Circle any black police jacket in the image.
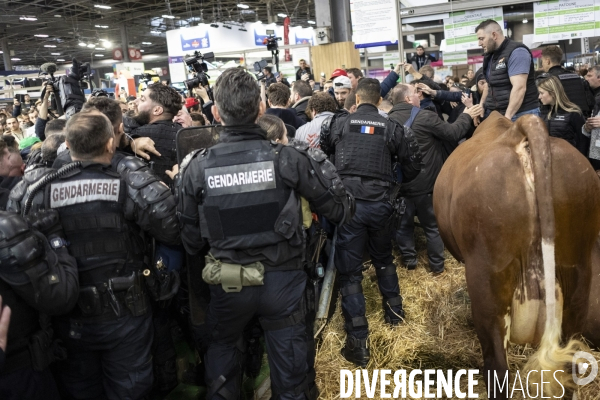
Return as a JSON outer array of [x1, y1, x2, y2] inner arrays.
[[323, 103, 420, 201], [540, 107, 585, 148], [545, 65, 594, 117], [178, 124, 353, 270], [8, 158, 180, 285], [0, 211, 79, 371], [0, 176, 21, 210]]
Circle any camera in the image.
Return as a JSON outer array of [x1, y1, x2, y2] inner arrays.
[[39, 58, 91, 120], [183, 51, 214, 98], [90, 89, 114, 99], [262, 34, 281, 52], [253, 60, 269, 81]]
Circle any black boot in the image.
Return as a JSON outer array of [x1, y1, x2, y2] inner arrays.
[[383, 296, 405, 326], [341, 336, 370, 368]]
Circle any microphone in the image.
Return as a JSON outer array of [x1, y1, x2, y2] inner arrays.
[[40, 62, 58, 75]]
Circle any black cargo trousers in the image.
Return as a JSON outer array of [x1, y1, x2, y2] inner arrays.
[[204, 269, 317, 400]]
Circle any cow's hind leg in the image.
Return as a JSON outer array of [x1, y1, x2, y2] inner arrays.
[[465, 260, 514, 400]]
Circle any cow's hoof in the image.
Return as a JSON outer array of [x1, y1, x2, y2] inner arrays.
[[341, 336, 370, 368]]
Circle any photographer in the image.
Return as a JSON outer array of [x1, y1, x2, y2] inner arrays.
[[34, 84, 55, 141], [295, 59, 313, 82], [192, 86, 215, 124]]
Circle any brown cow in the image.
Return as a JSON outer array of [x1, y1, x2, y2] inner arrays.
[[433, 112, 600, 399]]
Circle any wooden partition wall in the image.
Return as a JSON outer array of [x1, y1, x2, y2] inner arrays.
[[310, 41, 361, 79]]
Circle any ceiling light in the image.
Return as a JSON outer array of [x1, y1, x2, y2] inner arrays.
[[79, 42, 87, 47], [277, 13, 287, 18], [57, 59, 65, 61], [237, 3, 249, 8], [95, 25, 109, 28], [95, 47, 105, 50], [210, 23, 219, 28], [44, 45, 57, 48], [522, 18, 528, 24], [307, 20, 316, 24], [162, 14, 175, 19], [87, 44, 96, 48], [54, 14, 61, 17], [103, 42, 113, 48], [11, 58, 21, 61], [150, 30, 161, 34], [51, 53, 61, 55], [20, 17, 38, 21], [141, 42, 152, 45], [94, 4, 111, 9], [0, 51, 2, 54], [95, 54, 104, 57], [34, 34, 49, 37]]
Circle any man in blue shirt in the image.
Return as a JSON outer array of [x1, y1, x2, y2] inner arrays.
[[476, 19, 539, 121]]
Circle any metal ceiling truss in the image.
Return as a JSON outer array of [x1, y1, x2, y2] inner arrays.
[[0, 0, 315, 67]]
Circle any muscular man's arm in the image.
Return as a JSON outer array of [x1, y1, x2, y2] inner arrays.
[[504, 74, 528, 120]]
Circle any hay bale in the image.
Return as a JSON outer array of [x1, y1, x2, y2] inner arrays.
[[314, 228, 600, 399]]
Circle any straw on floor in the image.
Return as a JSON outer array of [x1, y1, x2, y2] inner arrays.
[[314, 228, 600, 399]]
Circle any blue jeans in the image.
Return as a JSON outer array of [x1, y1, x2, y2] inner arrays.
[[395, 193, 445, 273], [483, 107, 541, 121], [511, 107, 540, 122]]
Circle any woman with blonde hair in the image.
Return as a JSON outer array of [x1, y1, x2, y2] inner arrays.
[[537, 75, 585, 149]]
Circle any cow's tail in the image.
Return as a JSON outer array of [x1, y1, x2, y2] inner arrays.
[[518, 115, 583, 397]]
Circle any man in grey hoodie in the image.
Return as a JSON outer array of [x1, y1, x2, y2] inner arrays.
[[295, 92, 338, 149]]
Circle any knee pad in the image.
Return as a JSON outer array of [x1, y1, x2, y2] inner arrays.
[[207, 340, 245, 400]]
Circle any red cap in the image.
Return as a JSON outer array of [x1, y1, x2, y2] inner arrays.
[[185, 97, 199, 109], [330, 68, 348, 79]]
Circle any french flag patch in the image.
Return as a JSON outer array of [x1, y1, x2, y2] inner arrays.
[[361, 126, 375, 134]]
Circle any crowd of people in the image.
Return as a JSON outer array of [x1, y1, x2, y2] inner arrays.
[[0, 17, 599, 400]]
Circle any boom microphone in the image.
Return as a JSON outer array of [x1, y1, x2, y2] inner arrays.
[[40, 62, 58, 75]]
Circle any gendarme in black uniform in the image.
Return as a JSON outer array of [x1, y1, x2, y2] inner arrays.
[[8, 155, 180, 400], [179, 124, 354, 400], [483, 38, 539, 116], [321, 91, 422, 368], [543, 65, 595, 117], [0, 210, 79, 400]]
